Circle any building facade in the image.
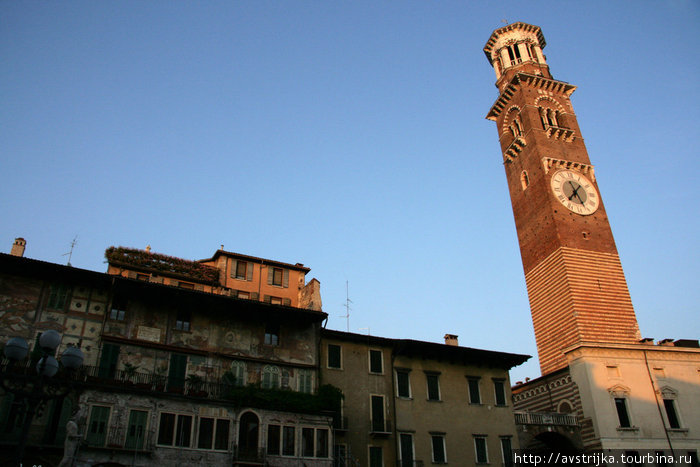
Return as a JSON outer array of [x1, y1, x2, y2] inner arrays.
[[484, 22, 700, 460], [0, 246, 334, 467], [321, 330, 529, 466]]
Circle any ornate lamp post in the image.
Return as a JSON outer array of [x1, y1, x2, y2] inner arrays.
[[1, 330, 84, 466]]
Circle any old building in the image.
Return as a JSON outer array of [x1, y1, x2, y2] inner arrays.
[[484, 22, 700, 459], [321, 330, 529, 466], [0, 245, 335, 466]]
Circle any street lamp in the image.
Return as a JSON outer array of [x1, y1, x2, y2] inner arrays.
[[1, 330, 84, 466]]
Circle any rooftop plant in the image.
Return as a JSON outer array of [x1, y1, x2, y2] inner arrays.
[[105, 246, 220, 285]]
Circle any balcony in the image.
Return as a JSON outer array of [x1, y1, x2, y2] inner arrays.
[[514, 411, 578, 427]]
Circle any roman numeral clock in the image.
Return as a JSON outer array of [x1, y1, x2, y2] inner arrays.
[[483, 23, 641, 375]]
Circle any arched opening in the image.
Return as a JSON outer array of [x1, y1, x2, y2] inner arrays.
[[520, 171, 530, 190], [238, 412, 260, 460], [558, 401, 573, 414]]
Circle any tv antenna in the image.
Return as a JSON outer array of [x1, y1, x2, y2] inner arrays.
[[339, 280, 352, 332], [62, 236, 77, 266]]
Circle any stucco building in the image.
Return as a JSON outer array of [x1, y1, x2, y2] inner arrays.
[[321, 330, 529, 466]]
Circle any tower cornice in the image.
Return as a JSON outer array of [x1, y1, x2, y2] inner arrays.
[[483, 22, 546, 64], [486, 73, 576, 121]]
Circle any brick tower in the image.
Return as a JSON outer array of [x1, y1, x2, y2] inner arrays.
[[484, 23, 641, 374]]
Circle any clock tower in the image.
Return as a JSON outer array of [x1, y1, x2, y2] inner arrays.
[[484, 23, 641, 374]]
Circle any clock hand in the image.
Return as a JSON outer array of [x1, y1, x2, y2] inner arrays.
[[566, 182, 580, 200]]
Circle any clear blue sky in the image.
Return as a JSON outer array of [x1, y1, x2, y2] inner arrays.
[[2, 1, 698, 383]]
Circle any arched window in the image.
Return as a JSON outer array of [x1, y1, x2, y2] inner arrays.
[[558, 401, 573, 414], [224, 361, 246, 387], [514, 118, 523, 136], [261, 365, 280, 389], [520, 171, 530, 190]]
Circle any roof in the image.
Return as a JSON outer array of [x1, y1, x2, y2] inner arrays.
[[201, 249, 311, 273], [483, 22, 546, 63], [0, 253, 327, 323], [322, 329, 530, 370]]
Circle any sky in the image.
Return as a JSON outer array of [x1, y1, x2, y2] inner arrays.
[[1, 1, 699, 383]]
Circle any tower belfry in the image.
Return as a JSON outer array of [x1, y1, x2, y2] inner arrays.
[[484, 22, 641, 374]]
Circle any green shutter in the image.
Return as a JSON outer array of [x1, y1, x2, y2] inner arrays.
[[98, 343, 120, 379], [125, 410, 148, 449], [230, 260, 237, 278], [267, 267, 274, 285], [86, 406, 110, 447], [168, 354, 187, 391], [247, 263, 253, 281], [282, 270, 289, 288]]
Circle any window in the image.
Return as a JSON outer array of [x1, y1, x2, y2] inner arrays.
[[168, 353, 187, 392], [158, 413, 192, 447], [225, 361, 246, 387], [136, 273, 150, 281], [178, 281, 195, 290], [474, 436, 488, 464], [431, 434, 446, 463], [399, 433, 414, 467], [267, 424, 281, 455], [370, 395, 385, 432], [663, 399, 681, 429], [426, 373, 441, 401], [316, 428, 329, 457], [396, 370, 411, 398], [98, 343, 120, 379], [494, 379, 507, 406], [369, 446, 383, 467], [109, 297, 126, 321], [265, 323, 280, 346], [125, 410, 148, 450], [501, 437, 513, 467], [615, 398, 631, 428], [86, 405, 110, 447], [268, 267, 289, 287], [468, 377, 481, 404], [520, 171, 529, 190], [299, 427, 329, 458], [302, 428, 314, 457], [327, 344, 342, 369], [262, 365, 280, 389], [47, 284, 70, 309], [197, 417, 229, 450], [175, 309, 191, 331], [298, 369, 313, 393], [234, 260, 252, 280], [283, 426, 295, 456], [369, 350, 383, 374]]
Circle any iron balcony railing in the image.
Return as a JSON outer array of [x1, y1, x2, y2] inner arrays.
[[514, 411, 578, 427]]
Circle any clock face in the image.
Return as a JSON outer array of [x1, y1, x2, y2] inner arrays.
[[550, 169, 599, 215]]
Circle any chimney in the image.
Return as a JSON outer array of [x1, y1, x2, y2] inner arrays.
[[444, 334, 459, 346], [10, 238, 26, 257], [639, 338, 654, 345], [658, 338, 675, 347]]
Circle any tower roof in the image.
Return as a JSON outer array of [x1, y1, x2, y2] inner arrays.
[[483, 22, 546, 64]]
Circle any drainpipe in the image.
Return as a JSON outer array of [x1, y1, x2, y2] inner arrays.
[[643, 349, 675, 457]]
